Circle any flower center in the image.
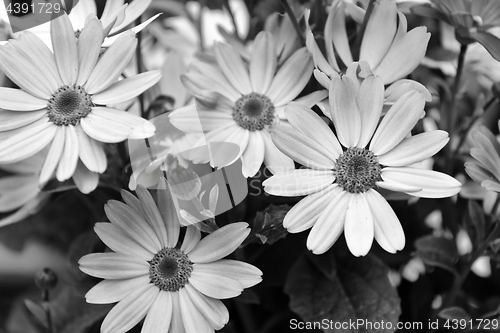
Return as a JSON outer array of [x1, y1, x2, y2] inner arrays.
[[47, 85, 93, 126], [149, 247, 193, 292], [233, 93, 275, 131], [334, 147, 381, 193]]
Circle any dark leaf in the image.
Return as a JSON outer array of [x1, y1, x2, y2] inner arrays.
[[245, 204, 290, 245], [415, 235, 458, 273], [467, 200, 486, 247], [23, 299, 47, 328], [285, 250, 401, 333]]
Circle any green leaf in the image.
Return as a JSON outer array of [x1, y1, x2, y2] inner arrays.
[[438, 306, 471, 321], [23, 299, 47, 329], [284, 250, 401, 333], [415, 235, 458, 273]]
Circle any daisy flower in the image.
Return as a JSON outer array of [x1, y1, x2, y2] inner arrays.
[[307, 0, 430, 86], [169, 30, 325, 177], [0, 13, 159, 193], [79, 179, 262, 333], [263, 74, 461, 256], [2, 0, 160, 48], [465, 125, 500, 192]]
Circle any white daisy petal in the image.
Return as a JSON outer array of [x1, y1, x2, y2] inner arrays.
[[250, 31, 276, 94], [377, 131, 449, 167], [184, 63, 241, 101], [381, 167, 462, 198], [365, 189, 405, 253], [0, 45, 52, 99], [188, 222, 250, 263], [356, 75, 384, 148], [85, 275, 151, 304], [101, 284, 158, 333], [81, 107, 155, 143], [272, 124, 336, 170], [39, 127, 65, 185], [306, 190, 350, 254], [266, 48, 313, 106], [85, 31, 137, 94], [263, 169, 335, 197], [92, 71, 162, 105], [329, 75, 361, 148], [75, 125, 107, 173], [0, 120, 55, 164], [214, 43, 252, 95], [56, 125, 79, 182], [51, 13, 78, 85], [15, 32, 63, 92], [189, 270, 244, 299], [179, 288, 214, 333], [169, 293, 186, 333], [376, 180, 421, 193], [260, 130, 295, 175], [370, 91, 425, 155], [72, 161, 99, 194], [0, 88, 48, 111], [105, 200, 163, 252], [242, 131, 265, 177], [0, 110, 46, 131], [76, 17, 104, 86], [94, 222, 154, 261], [142, 291, 173, 333], [193, 260, 262, 289], [344, 193, 374, 257], [135, 186, 169, 248], [181, 226, 201, 254], [184, 284, 229, 330], [78, 253, 149, 279], [285, 103, 342, 159], [157, 178, 181, 248], [284, 185, 340, 233]]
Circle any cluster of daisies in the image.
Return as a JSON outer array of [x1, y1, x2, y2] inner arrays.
[[3, 0, 500, 331]]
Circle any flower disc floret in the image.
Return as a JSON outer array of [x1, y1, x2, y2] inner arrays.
[[149, 247, 193, 292], [47, 85, 93, 126], [335, 148, 381, 193], [233, 93, 275, 131]]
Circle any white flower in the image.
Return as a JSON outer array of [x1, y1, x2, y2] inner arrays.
[[169, 31, 325, 177], [307, 0, 430, 85], [263, 74, 461, 256], [79, 179, 262, 333], [0, 14, 158, 193]]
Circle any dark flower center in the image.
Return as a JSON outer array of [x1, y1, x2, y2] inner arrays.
[[46, 85, 93, 126], [149, 247, 193, 292], [233, 93, 275, 131], [335, 147, 381, 193]]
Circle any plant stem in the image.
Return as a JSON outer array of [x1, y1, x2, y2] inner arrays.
[[42, 290, 54, 333], [446, 44, 468, 162], [135, 16, 146, 119], [196, 0, 206, 51], [352, 0, 376, 61], [279, 0, 305, 46], [441, 221, 498, 310]]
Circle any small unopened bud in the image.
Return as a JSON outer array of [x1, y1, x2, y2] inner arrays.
[[34, 268, 58, 291]]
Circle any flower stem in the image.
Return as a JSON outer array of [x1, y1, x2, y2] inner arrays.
[[196, 0, 206, 51], [135, 16, 146, 119], [41, 290, 54, 333], [279, 0, 305, 46], [446, 44, 468, 160], [352, 0, 376, 61]]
